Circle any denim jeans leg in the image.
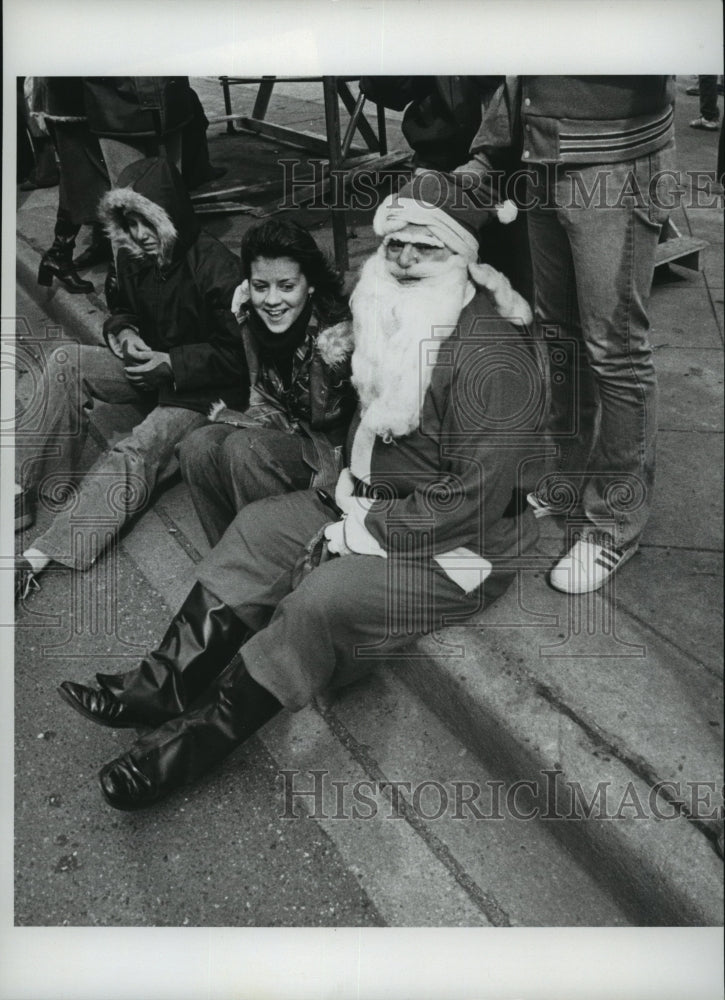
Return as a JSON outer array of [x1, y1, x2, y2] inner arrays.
[[556, 159, 663, 549], [526, 183, 600, 511], [179, 423, 242, 547], [33, 405, 208, 569], [179, 425, 311, 548], [16, 344, 145, 496]]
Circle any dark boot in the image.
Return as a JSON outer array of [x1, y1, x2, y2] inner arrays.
[[59, 582, 250, 729], [104, 256, 120, 311], [37, 218, 94, 294], [99, 659, 282, 810], [73, 223, 112, 270]]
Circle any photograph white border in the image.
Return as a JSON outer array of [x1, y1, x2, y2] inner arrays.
[[2, 1, 723, 998]]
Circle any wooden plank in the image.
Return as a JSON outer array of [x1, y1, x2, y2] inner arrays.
[[337, 80, 380, 153], [323, 75, 349, 272], [193, 202, 264, 216], [275, 150, 411, 208], [655, 235, 708, 271], [190, 179, 283, 203], [238, 118, 331, 156], [251, 77, 276, 119]]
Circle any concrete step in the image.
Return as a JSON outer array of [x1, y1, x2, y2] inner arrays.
[[392, 586, 723, 925], [114, 523, 638, 926]]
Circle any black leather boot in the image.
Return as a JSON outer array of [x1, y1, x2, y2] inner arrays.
[[37, 220, 94, 294], [58, 582, 250, 729], [73, 224, 112, 270], [98, 659, 282, 810]]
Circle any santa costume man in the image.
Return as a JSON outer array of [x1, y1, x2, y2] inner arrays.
[[58, 172, 546, 811]]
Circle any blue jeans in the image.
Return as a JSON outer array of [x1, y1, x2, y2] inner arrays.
[[179, 423, 312, 548], [526, 143, 677, 548], [16, 343, 206, 569]]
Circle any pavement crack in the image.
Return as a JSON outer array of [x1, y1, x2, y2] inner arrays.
[[316, 703, 512, 927], [532, 679, 724, 856], [153, 504, 204, 564], [609, 596, 723, 681]]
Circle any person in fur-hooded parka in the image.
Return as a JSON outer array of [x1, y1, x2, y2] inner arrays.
[[14, 157, 248, 598], [99, 156, 249, 413]]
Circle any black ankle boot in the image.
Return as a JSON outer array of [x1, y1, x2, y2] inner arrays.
[[93, 582, 250, 725], [99, 661, 282, 810], [37, 222, 94, 294], [73, 224, 112, 270]]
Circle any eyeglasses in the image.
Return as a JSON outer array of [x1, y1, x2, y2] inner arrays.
[[385, 239, 445, 259]]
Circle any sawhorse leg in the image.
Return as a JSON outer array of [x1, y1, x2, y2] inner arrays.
[[220, 76, 236, 134], [322, 76, 349, 274]]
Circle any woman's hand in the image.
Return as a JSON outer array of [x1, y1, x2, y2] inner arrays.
[[231, 280, 250, 322], [124, 350, 173, 390]]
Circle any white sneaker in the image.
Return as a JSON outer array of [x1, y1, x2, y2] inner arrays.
[[549, 539, 638, 594]]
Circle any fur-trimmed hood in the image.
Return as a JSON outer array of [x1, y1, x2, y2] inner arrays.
[[97, 157, 200, 268]]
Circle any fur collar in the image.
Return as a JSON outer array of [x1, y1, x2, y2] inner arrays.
[[98, 187, 178, 268], [316, 320, 353, 368]]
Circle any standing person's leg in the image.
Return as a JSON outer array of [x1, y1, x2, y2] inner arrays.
[[52, 121, 112, 269], [546, 150, 674, 590], [690, 76, 720, 129], [30, 404, 207, 571], [98, 136, 148, 185], [160, 128, 183, 173], [36, 125, 93, 295], [526, 169, 599, 518], [699, 75, 720, 123], [179, 425, 314, 547]]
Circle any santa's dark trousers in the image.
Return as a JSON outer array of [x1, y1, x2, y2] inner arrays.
[[102, 489, 522, 800]]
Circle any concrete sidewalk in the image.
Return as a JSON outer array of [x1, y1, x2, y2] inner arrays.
[[12, 76, 723, 926]]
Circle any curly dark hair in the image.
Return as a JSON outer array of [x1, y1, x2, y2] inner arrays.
[[240, 218, 350, 325]]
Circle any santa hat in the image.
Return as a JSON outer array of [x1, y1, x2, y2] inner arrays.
[[372, 170, 531, 326], [373, 170, 518, 264]]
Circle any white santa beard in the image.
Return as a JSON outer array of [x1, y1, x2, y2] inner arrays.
[[350, 249, 471, 440]]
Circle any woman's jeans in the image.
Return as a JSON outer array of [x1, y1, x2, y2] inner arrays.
[[16, 344, 206, 570], [179, 423, 312, 548], [526, 143, 678, 549]]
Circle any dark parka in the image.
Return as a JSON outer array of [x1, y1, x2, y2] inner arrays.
[[99, 157, 249, 413]]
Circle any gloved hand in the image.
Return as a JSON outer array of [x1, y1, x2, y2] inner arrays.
[[119, 331, 152, 363], [323, 519, 352, 556], [124, 350, 173, 390]]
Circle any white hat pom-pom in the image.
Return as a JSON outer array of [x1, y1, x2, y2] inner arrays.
[[495, 199, 518, 225]]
